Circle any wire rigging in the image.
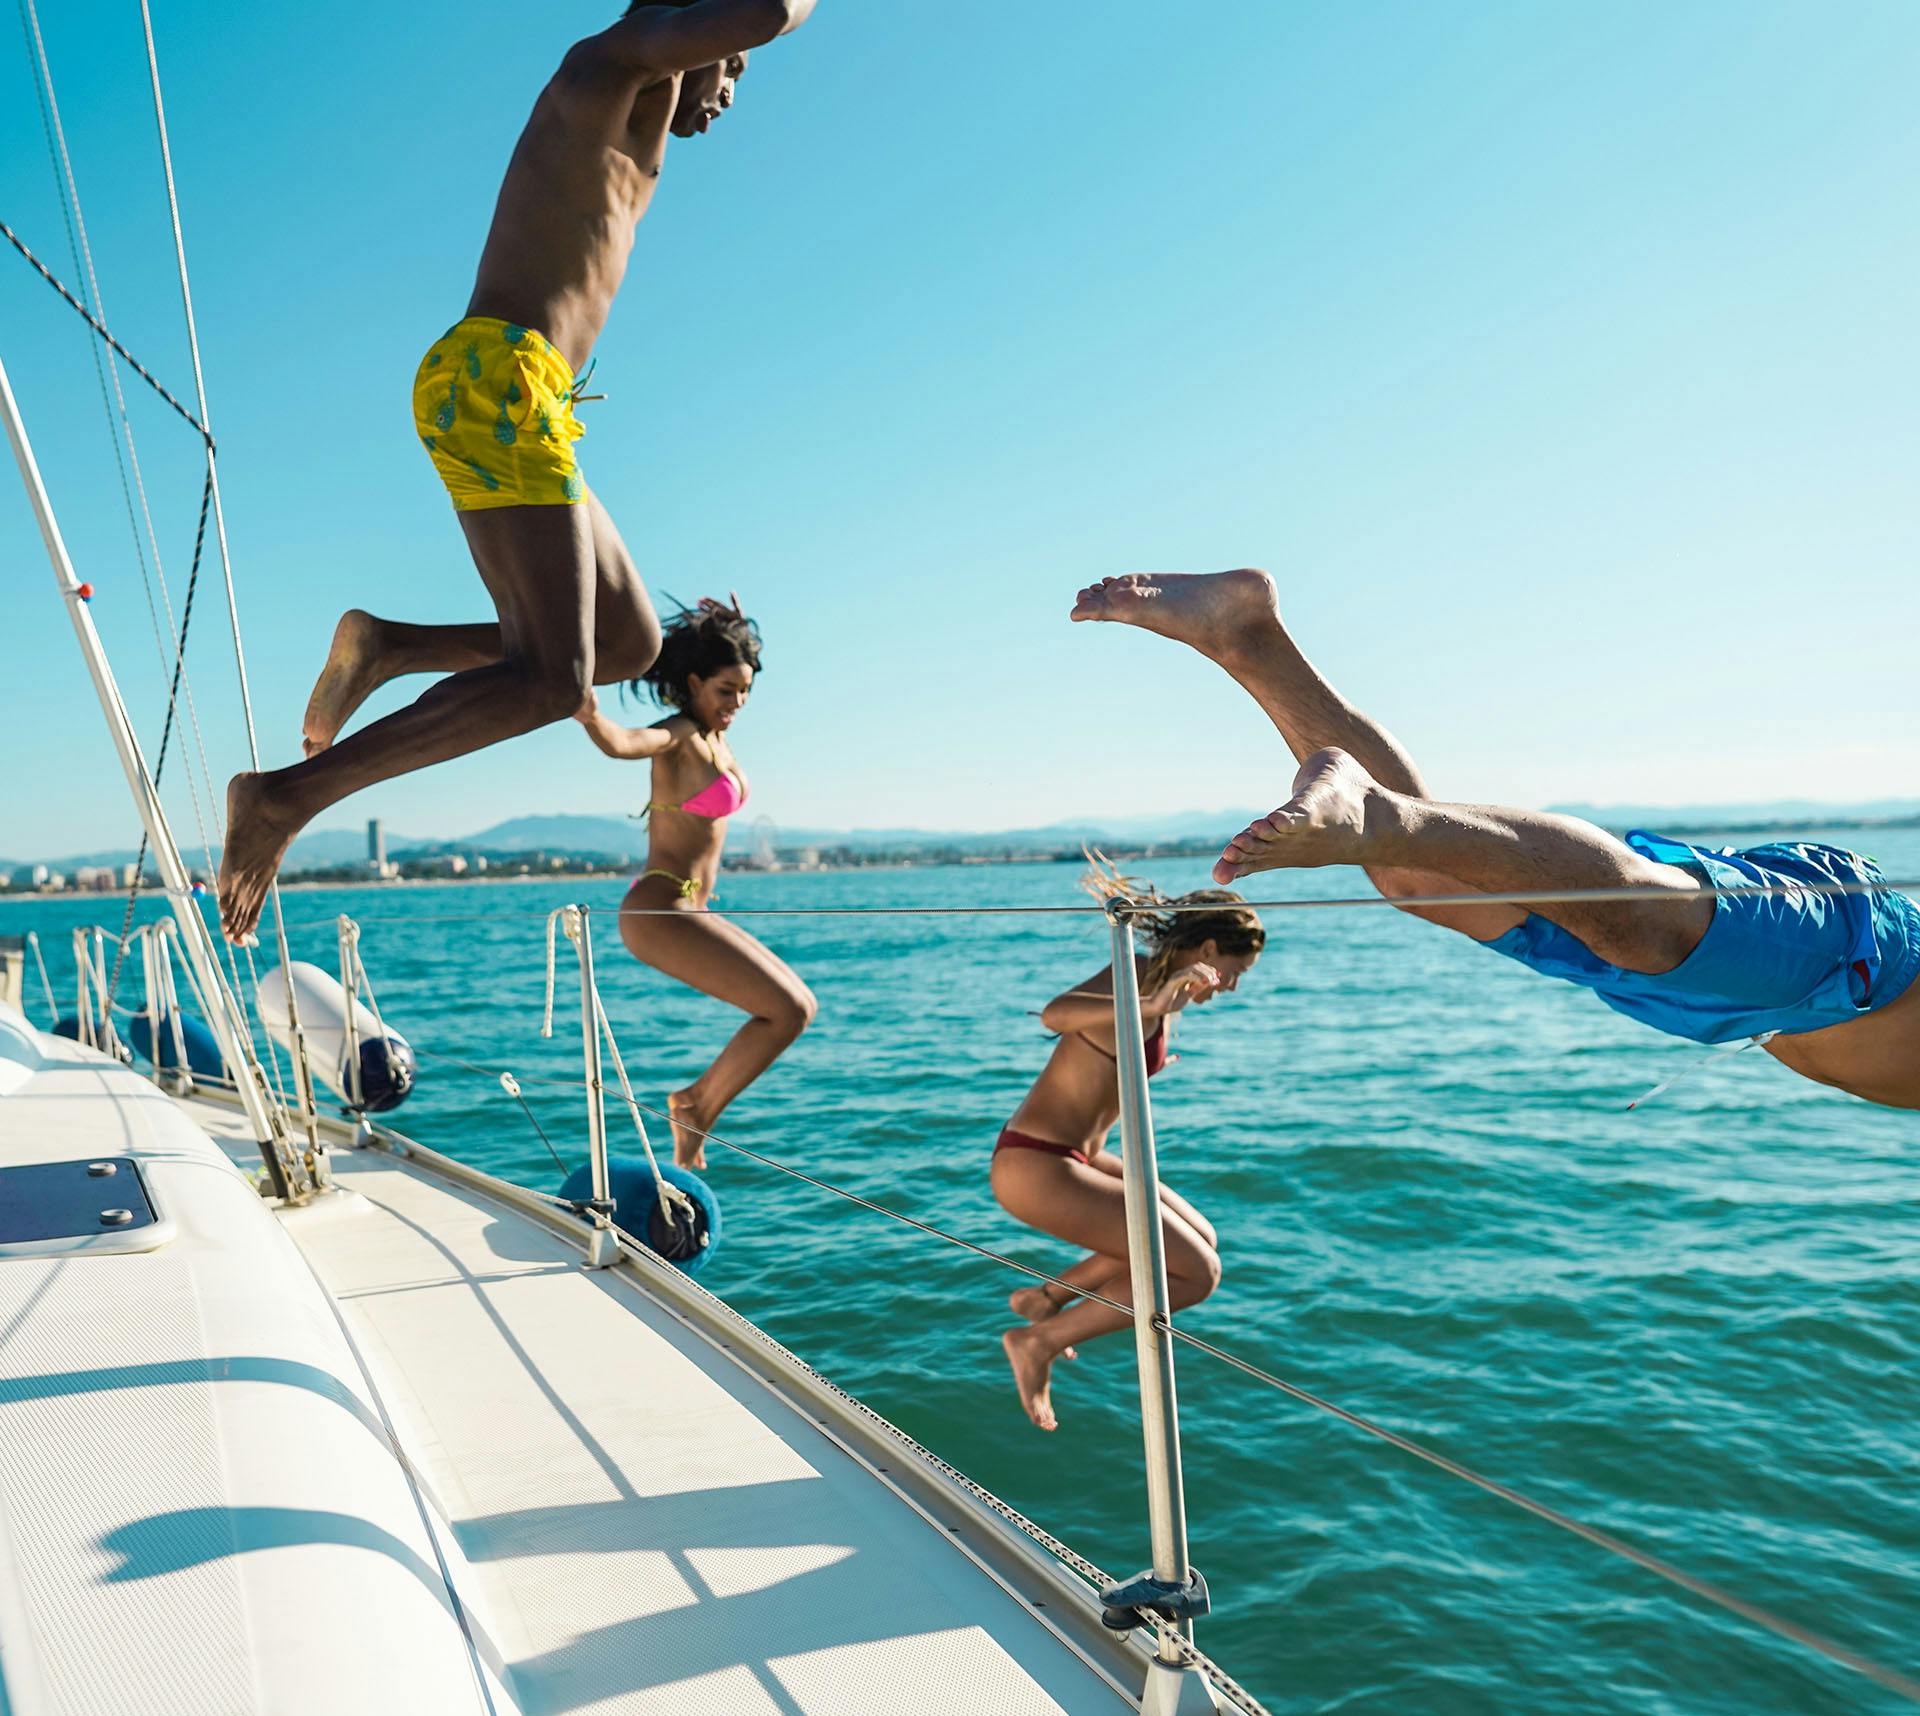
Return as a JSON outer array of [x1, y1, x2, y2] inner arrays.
[[9, 5, 262, 1083], [105, 468, 214, 1008], [0, 222, 206, 439], [8, 0, 320, 1158], [136, 0, 321, 1147]]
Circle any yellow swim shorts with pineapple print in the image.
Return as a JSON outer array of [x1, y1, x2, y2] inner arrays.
[[411, 317, 587, 511]]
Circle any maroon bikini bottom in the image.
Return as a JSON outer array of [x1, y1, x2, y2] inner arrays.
[[993, 1127, 1090, 1167]]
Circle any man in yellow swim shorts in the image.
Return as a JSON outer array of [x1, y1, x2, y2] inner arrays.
[[217, 0, 819, 941]]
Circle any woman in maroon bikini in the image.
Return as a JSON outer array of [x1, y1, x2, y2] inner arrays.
[[576, 598, 815, 1170], [993, 864, 1265, 1430]]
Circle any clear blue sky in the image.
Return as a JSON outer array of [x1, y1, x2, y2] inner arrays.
[[3, 1, 1917, 861]]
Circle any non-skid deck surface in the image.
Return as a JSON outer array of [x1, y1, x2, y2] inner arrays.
[[189, 1105, 1131, 1716], [0, 1025, 492, 1716]]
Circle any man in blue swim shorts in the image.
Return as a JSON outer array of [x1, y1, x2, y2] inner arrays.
[[1073, 568, 1920, 1111]]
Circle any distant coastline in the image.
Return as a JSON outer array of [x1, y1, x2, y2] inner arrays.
[[7, 811, 1917, 905]]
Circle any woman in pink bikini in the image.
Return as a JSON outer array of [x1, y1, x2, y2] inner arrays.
[[994, 864, 1265, 1431], [576, 597, 815, 1169]]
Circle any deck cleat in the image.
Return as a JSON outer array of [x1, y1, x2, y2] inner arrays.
[[1099, 1567, 1210, 1632]]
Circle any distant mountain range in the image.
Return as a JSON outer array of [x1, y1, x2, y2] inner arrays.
[[1548, 796, 1920, 831], [10, 797, 1919, 875]]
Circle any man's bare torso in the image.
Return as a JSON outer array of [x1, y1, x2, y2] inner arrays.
[[468, 57, 677, 371]]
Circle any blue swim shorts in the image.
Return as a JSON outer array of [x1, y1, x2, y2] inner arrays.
[[1482, 834, 1920, 1045]]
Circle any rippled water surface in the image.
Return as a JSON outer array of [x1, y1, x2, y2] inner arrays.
[[9, 831, 1918, 1714]]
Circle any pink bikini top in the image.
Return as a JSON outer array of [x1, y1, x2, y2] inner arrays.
[[648, 769, 747, 822], [677, 771, 747, 819]]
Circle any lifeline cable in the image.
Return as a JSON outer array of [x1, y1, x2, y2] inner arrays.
[[281, 869, 1920, 933], [606, 872, 1920, 918], [497, 1072, 574, 1177]]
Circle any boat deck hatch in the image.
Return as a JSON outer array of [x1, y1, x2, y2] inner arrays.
[[0, 1157, 168, 1257]]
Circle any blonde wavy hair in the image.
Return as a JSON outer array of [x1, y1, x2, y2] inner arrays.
[[1079, 849, 1266, 992]]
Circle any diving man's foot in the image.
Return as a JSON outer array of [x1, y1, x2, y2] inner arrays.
[[1214, 747, 1379, 883], [668, 1089, 710, 1171], [217, 772, 303, 942], [1002, 1326, 1059, 1432], [1008, 1286, 1076, 1359], [1070, 567, 1280, 660], [302, 610, 388, 757]]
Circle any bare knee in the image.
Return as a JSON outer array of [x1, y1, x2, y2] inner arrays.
[[1172, 1245, 1222, 1305], [764, 984, 818, 1043], [1584, 891, 1715, 975], [517, 657, 594, 725], [594, 611, 662, 685]]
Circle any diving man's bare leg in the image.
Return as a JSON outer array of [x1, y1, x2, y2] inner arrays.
[[302, 491, 652, 754], [221, 503, 659, 940], [302, 612, 502, 755], [1072, 569, 1710, 973], [1219, 748, 1712, 973]]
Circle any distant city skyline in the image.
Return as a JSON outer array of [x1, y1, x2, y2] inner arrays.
[[9, 793, 1920, 879], [3, 1, 1916, 860]]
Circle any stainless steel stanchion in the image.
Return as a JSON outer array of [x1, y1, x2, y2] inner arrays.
[[1102, 897, 1217, 1716], [573, 906, 620, 1269]]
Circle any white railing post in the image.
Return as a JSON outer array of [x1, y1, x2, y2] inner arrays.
[[1103, 898, 1218, 1716], [573, 906, 620, 1268], [70, 927, 91, 1047], [140, 928, 156, 1073], [157, 925, 193, 1093], [336, 915, 374, 1143], [91, 929, 123, 1060], [138, 927, 162, 1088]]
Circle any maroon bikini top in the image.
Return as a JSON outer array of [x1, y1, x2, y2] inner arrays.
[[1075, 1023, 1169, 1077]]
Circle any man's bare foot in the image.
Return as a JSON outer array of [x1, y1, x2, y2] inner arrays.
[[1214, 747, 1380, 883], [1002, 1326, 1059, 1432], [302, 610, 389, 757], [668, 1089, 709, 1171], [1008, 1286, 1076, 1358], [218, 772, 304, 942], [1069, 568, 1280, 661]]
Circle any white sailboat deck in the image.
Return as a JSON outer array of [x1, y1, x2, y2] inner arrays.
[[210, 1101, 1138, 1716], [0, 1011, 1145, 1715]]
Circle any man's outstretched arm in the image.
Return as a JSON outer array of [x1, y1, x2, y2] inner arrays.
[[582, 0, 817, 78]]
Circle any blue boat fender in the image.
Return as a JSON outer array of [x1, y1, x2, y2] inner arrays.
[[560, 1154, 720, 1276], [257, 962, 415, 1113], [127, 1011, 226, 1078]]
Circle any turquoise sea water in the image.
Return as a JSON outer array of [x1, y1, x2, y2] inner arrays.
[[7, 834, 1918, 1715]]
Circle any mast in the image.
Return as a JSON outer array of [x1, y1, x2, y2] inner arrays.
[[0, 351, 319, 1202]]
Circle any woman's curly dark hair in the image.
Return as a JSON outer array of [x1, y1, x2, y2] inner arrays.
[[634, 600, 763, 712]]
